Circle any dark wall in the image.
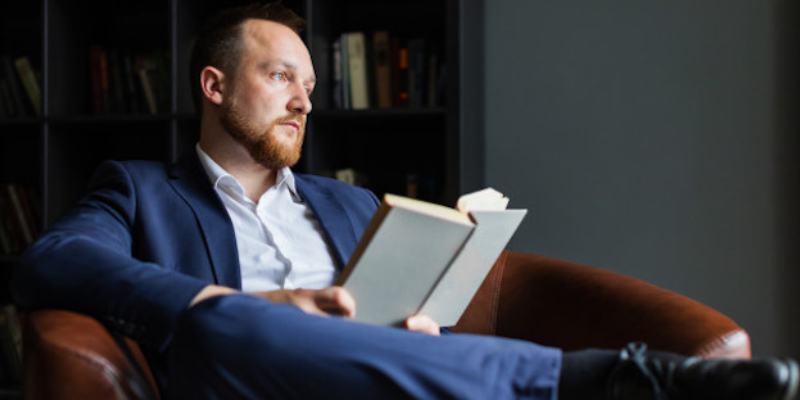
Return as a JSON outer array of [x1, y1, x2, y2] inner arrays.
[[485, 1, 799, 357]]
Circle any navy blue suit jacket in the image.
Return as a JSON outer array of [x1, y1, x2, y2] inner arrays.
[[11, 154, 380, 354]]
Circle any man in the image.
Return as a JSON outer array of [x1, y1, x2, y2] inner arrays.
[[11, 3, 799, 400]]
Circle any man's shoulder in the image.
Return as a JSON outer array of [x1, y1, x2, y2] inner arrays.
[[89, 159, 172, 187], [295, 173, 378, 204]]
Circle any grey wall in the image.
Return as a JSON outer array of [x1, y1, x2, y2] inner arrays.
[[485, 1, 799, 357]]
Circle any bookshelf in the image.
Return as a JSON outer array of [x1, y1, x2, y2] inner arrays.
[[0, 0, 485, 245], [0, 0, 483, 385]]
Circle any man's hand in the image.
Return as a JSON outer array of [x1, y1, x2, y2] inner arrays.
[[252, 286, 356, 318], [405, 314, 440, 336], [188, 285, 355, 318], [190, 285, 439, 335]]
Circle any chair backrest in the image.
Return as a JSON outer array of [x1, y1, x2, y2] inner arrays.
[[453, 251, 750, 359], [23, 309, 160, 400]]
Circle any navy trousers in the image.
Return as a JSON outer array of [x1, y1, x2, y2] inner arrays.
[[166, 294, 562, 400]]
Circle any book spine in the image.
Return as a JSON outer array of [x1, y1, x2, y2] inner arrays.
[[2, 56, 27, 117], [340, 33, 351, 109], [0, 193, 22, 254], [123, 53, 141, 114], [373, 31, 392, 109], [331, 38, 343, 109], [14, 57, 42, 117], [3, 185, 33, 245], [136, 56, 158, 115], [0, 79, 9, 117], [407, 38, 426, 109], [346, 32, 369, 110], [0, 208, 12, 255], [89, 46, 104, 114]]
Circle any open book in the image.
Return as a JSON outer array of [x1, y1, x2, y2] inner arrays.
[[337, 188, 527, 327]]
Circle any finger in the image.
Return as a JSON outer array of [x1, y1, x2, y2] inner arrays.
[[405, 314, 440, 336], [314, 287, 356, 318]]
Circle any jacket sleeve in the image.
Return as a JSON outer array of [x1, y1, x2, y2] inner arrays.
[[11, 161, 210, 353]]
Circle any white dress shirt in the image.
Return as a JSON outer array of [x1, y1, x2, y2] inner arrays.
[[196, 145, 339, 292]]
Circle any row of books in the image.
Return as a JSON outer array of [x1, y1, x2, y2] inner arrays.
[[332, 31, 446, 111], [0, 55, 42, 119], [0, 184, 40, 256], [88, 46, 170, 115], [333, 167, 439, 202]]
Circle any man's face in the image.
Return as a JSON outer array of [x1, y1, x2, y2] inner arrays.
[[219, 19, 316, 170]]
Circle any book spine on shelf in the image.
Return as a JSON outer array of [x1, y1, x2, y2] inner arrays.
[[373, 31, 392, 109], [3, 185, 33, 246], [1, 56, 27, 117], [136, 56, 158, 115], [346, 32, 369, 110], [407, 38, 426, 109], [20, 57, 43, 116], [331, 38, 343, 109]]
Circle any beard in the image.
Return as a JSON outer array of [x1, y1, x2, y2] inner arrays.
[[219, 96, 305, 170]]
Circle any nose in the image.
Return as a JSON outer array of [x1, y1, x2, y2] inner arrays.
[[288, 82, 312, 115]]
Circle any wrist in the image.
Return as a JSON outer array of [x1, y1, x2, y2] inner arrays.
[[189, 285, 238, 308]]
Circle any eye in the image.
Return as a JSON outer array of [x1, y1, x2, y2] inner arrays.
[[271, 72, 286, 81]]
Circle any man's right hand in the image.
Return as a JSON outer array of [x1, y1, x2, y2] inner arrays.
[[251, 287, 356, 318], [189, 285, 356, 319]]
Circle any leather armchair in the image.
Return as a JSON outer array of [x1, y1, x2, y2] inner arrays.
[[21, 251, 750, 400]]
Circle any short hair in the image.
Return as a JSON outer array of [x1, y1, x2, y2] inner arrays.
[[189, 2, 306, 115]]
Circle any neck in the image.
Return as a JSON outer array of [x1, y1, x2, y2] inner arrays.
[[199, 120, 277, 203]]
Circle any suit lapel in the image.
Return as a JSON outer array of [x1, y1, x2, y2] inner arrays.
[[296, 176, 358, 269], [168, 155, 242, 289]]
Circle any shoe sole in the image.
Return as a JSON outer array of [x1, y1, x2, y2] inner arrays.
[[781, 359, 800, 400]]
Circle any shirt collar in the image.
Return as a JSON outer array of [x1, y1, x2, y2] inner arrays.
[[195, 143, 301, 202]]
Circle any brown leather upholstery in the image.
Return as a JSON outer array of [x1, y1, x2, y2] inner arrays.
[[452, 251, 750, 359], [21, 251, 750, 400]]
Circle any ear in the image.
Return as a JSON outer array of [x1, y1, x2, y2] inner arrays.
[[200, 66, 226, 106]]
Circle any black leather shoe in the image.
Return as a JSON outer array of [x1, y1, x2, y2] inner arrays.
[[607, 343, 799, 400]]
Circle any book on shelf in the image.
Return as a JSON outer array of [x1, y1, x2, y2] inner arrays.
[[89, 46, 109, 114], [331, 38, 344, 110], [1, 55, 28, 118], [14, 56, 43, 117], [393, 37, 409, 107], [337, 188, 527, 327], [372, 30, 392, 109], [0, 305, 22, 383], [89, 46, 168, 115], [330, 31, 444, 110], [136, 55, 159, 115], [407, 38, 426, 108], [0, 184, 40, 255], [335, 168, 368, 187], [345, 32, 369, 110]]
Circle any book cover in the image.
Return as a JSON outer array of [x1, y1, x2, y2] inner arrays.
[[338, 189, 526, 327], [345, 32, 369, 110]]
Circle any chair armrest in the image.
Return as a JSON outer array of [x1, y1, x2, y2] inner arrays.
[[454, 251, 750, 359], [22, 309, 160, 400]]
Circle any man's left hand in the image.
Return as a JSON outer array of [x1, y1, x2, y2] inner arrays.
[[405, 314, 440, 336]]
